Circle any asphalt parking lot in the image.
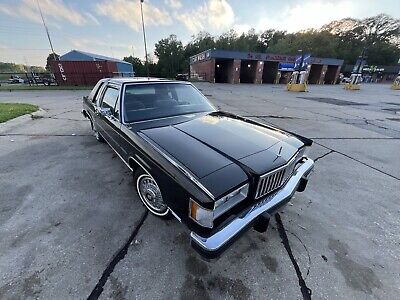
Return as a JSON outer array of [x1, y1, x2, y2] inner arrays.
[[0, 83, 399, 299]]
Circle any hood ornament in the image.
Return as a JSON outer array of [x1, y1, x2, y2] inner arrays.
[[273, 146, 283, 162], [277, 146, 282, 157]]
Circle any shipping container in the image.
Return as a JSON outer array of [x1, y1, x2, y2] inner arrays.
[[51, 60, 118, 86], [51, 50, 134, 86]]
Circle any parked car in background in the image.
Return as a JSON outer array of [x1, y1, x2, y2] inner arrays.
[[8, 75, 25, 84], [175, 73, 189, 81], [82, 78, 314, 258]]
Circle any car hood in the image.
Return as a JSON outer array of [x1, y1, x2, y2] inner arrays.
[[139, 112, 304, 198]]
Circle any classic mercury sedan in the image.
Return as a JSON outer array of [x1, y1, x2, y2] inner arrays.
[[82, 78, 314, 258]]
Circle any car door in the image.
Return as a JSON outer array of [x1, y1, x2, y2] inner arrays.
[[96, 84, 122, 153]]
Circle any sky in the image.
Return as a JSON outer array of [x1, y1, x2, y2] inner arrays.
[[0, 0, 399, 67]]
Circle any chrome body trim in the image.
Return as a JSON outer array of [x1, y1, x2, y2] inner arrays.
[[213, 183, 249, 219], [128, 155, 150, 175], [138, 132, 215, 200], [190, 158, 314, 253], [101, 132, 133, 172], [169, 209, 182, 223]]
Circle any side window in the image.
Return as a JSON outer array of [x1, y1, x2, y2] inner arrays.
[[101, 87, 119, 113]]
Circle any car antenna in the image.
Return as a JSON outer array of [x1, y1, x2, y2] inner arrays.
[[140, 0, 150, 79]]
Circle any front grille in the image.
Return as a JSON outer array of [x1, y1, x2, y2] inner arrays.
[[255, 156, 298, 199]]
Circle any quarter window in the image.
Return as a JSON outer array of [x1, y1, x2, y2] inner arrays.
[[101, 87, 119, 112], [89, 81, 104, 103]]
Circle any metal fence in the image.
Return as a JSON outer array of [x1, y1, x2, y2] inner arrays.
[[0, 72, 136, 87], [0, 72, 56, 86]]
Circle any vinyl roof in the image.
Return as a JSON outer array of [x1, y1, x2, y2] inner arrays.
[[108, 77, 186, 84]]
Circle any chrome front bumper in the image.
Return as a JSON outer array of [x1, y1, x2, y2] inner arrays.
[[190, 157, 314, 258]]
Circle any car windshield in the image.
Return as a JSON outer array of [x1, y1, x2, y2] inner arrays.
[[123, 83, 215, 122]]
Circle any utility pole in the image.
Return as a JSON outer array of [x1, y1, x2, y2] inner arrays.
[[140, 0, 149, 78], [36, 0, 57, 61]]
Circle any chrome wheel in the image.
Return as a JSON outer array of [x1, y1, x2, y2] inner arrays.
[[136, 174, 169, 216]]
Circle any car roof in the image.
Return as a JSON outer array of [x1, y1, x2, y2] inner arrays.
[[108, 77, 186, 85]]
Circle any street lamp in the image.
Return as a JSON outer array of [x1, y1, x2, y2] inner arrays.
[[140, 0, 149, 77], [297, 49, 304, 84], [355, 47, 367, 75]]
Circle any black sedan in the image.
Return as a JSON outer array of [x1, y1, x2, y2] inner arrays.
[[82, 78, 314, 258]]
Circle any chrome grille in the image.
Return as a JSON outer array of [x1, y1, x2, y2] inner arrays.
[[255, 156, 298, 199]]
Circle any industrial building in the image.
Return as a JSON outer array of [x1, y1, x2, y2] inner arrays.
[[190, 49, 344, 85], [51, 50, 134, 86]]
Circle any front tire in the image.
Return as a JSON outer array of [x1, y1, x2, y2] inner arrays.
[[134, 169, 171, 218]]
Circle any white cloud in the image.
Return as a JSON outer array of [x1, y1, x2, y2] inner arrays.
[[233, 24, 252, 35], [96, 0, 172, 32], [175, 8, 207, 33], [258, 1, 357, 33], [69, 37, 130, 51], [0, 0, 93, 26], [207, 0, 234, 29], [0, 5, 14, 16], [84, 12, 100, 26], [175, 0, 234, 33], [164, 0, 182, 9]]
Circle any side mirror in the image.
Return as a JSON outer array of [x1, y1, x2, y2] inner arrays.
[[100, 107, 112, 116]]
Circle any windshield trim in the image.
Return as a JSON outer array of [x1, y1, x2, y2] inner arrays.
[[121, 81, 216, 125], [126, 111, 210, 124]]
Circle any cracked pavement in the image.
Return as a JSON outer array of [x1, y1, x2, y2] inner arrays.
[[1, 84, 399, 299]]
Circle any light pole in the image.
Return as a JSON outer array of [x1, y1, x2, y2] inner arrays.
[[355, 47, 367, 75], [297, 49, 304, 84], [140, 0, 149, 77]]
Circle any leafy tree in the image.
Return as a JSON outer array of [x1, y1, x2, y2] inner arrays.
[[154, 34, 184, 77], [357, 14, 400, 45], [214, 29, 235, 50], [268, 30, 338, 58], [123, 56, 146, 76], [258, 29, 287, 52], [45, 53, 60, 71]]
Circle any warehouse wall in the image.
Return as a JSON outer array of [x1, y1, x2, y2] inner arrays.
[[190, 59, 215, 82]]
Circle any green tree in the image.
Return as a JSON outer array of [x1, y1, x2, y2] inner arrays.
[[45, 52, 60, 71], [258, 29, 287, 52], [268, 30, 338, 58], [123, 56, 146, 76], [154, 34, 184, 77]]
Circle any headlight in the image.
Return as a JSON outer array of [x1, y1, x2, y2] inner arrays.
[[189, 198, 213, 228], [214, 183, 249, 218]]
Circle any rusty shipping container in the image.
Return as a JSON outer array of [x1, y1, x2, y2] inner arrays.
[[50, 60, 118, 86]]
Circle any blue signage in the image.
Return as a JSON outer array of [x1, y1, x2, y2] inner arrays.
[[278, 63, 295, 71]]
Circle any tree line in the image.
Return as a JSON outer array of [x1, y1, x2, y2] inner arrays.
[[124, 14, 400, 78]]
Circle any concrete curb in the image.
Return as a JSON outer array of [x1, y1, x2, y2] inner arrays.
[[0, 107, 47, 134]]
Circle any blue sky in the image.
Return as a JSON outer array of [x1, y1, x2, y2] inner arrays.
[[0, 0, 399, 66]]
